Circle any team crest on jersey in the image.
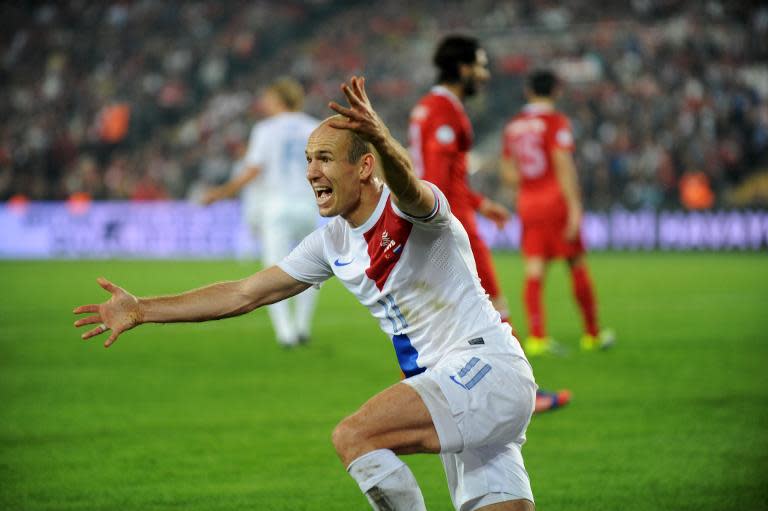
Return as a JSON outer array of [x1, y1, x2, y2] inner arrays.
[[381, 230, 402, 259]]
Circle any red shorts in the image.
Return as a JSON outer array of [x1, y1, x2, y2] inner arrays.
[[521, 219, 585, 260]]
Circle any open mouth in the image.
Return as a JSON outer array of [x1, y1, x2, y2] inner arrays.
[[313, 186, 333, 206]]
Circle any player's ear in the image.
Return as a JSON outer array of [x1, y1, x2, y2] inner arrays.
[[358, 152, 376, 181], [458, 62, 472, 80]]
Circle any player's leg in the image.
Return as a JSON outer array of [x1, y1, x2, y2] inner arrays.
[[567, 255, 597, 336], [474, 500, 535, 511], [260, 220, 298, 346], [567, 255, 615, 351], [294, 286, 318, 344], [522, 255, 549, 356], [522, 254, 570, 411], [292, 207, 321, 344], [333, 382, 438, 510], [431, 347, 536, 510]]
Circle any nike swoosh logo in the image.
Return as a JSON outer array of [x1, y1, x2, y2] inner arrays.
[[449, 376, 467, 389], [334, 258, 354, 267]]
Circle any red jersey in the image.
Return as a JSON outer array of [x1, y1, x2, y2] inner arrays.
[[409, 86, 484, 227], [502, 103, 574, 224]]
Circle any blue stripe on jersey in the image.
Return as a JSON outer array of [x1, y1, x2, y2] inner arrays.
[[392, 334, 426, 378]]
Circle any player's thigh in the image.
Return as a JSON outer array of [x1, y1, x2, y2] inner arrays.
[[407, 343, 536, 456], [442, 441, 534, 510], [523, 256, 546, 279], [475, 499, 534, 511], [335, 382, 441, 460], [521, 223, 550, 262]]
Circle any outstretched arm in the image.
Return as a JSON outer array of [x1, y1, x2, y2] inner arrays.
[[328, 76, 436, 218], [201, 165, 261, 205], [73, 266, 311, 347]]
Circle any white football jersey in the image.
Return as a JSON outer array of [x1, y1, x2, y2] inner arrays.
[[239, 111, 319, 221], [278, 184, 525, 376]]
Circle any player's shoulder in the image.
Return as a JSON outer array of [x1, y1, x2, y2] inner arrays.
[[413, 91, 459, 120], [541, 109, 570, 126], [504, 111, 547, 137]]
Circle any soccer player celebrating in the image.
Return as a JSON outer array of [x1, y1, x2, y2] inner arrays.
[[202, 78, 320, 348], [75, 76, 537, 511], [410, 35, 570, 411], [501, 69, 614, 356]]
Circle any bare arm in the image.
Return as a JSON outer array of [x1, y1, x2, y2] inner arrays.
[[500, 155, 521, 189], [328, 76, 435, 218], [201, 165, 261, 205], [552, 148, 583, 240], [73, 266, 311, 347]]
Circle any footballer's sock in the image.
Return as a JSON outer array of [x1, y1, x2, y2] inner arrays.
[[347, 449, 427, 511], [266, 300, 297, 346], [524, 277, 545, 338], [295, 285, 319, 340], [571, 265, 599, 336]]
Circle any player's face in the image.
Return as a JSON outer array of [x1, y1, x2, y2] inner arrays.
[[305, 124, 363, 219], [461, 49, 490, 97]]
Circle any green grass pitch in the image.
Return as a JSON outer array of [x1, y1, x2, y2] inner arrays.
[[1, 253, 767, 510]]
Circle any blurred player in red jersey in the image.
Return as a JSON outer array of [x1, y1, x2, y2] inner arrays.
[[411, 37, 570, 412], [501, 69, 615, 356], [409, 35, 512, 321]]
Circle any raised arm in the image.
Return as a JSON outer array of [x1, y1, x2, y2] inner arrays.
[[73, 266, 311, 347], [327, 76, 436, 218]]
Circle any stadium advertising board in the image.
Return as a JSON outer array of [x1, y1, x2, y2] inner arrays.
[[1, 202, 766, 258]]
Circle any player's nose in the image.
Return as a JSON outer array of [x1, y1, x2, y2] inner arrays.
[[306, 159, 322, 181]]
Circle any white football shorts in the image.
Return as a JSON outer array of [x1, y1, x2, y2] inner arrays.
[[404, 335, 537, 510]]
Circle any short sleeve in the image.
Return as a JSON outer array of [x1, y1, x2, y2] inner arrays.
[[391, 181, 452, 229], [277, 228, 333, 285], [552, 116, 574, 152], [242, 123, 269, 168]]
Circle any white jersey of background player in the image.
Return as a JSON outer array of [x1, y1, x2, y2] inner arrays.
[[203, 78, 319, 347], [77, 77, 538, 511]]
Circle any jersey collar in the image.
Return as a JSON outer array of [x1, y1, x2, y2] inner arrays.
[[431, 85, 465, 112], [350, 185, 390, 235], [522, 102, 554, 113]]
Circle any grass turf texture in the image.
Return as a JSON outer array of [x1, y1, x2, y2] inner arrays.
[[1, 253, 767, 511]]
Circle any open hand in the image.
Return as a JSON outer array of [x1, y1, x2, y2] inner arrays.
[[478, 199, 510, 229], [73, 277, 142, 347], [327, 76, 389, 145], [200, 190, 218, 206], [564, 211, 582, 241]]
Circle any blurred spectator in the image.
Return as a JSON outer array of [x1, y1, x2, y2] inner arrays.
[[0, 0, 765, 210]]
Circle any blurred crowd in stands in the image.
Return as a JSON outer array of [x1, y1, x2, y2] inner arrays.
[[1, 0, 767, 210]]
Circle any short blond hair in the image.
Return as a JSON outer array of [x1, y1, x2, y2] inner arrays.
[[268, 77, 304, 111]]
